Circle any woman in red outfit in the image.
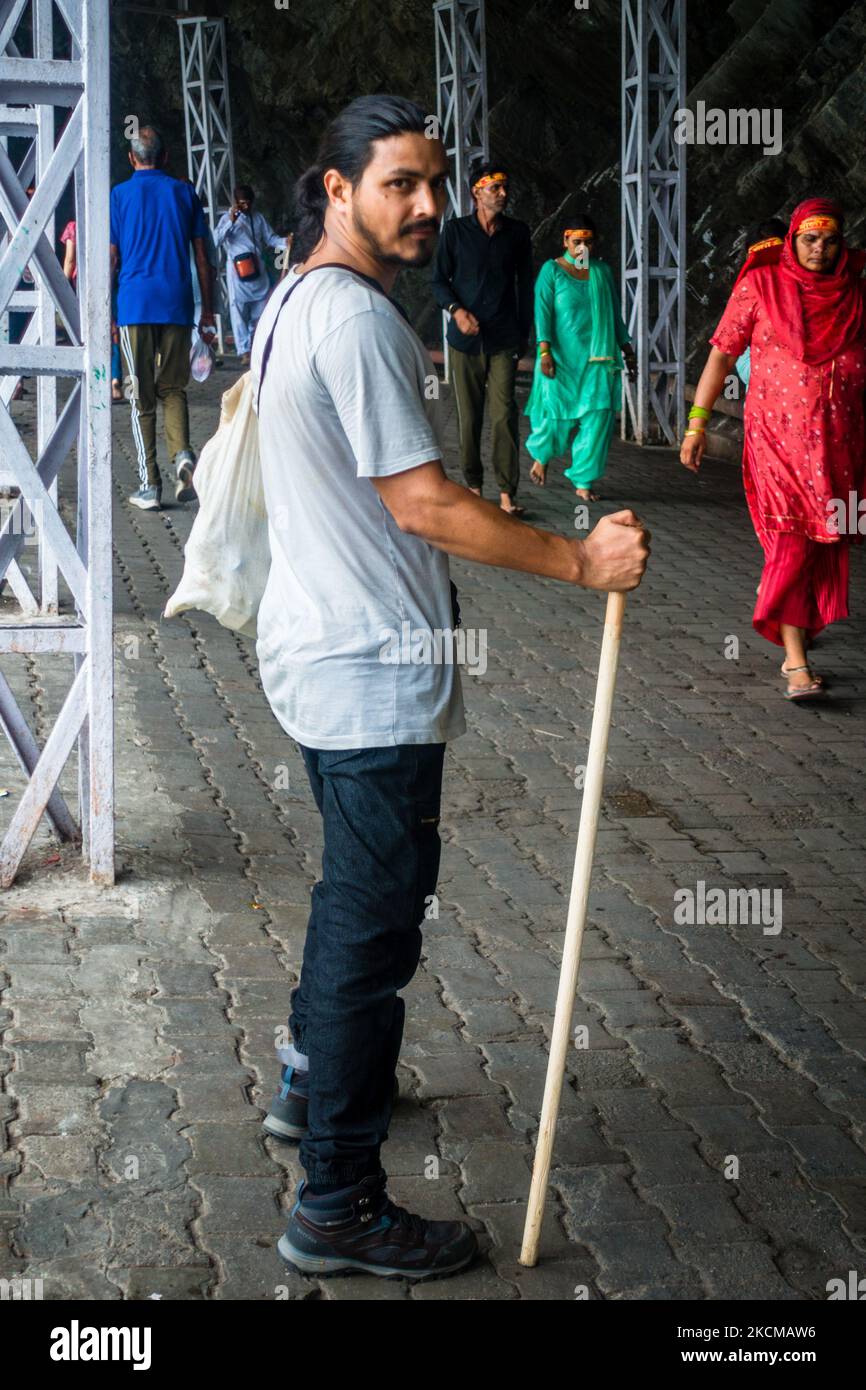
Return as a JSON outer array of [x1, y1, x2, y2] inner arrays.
[[682, 198, 866, 700]]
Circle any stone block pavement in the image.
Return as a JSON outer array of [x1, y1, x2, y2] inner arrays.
[[1, 359, 865, 1301]]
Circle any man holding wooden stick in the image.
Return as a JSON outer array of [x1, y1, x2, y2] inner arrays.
[[255, 95, 650, 1282]]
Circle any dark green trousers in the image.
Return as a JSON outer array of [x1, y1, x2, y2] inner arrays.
[[450, 345, 519, 496]]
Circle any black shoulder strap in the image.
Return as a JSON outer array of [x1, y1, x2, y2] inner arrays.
[[255, 261, 392, 414], [255, 272, 304, 415]]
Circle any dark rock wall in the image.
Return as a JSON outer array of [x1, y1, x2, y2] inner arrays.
[[111, 0, 866, 368]]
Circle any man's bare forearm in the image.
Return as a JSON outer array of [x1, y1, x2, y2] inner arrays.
[[398, 476, 583, 583], [372, 462, 649, 593]]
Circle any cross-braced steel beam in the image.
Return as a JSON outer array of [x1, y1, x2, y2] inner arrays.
[[434, 0, 488, 379], [177, 15, 235, 356], [621, 0, 686, 446], [0, 10, 56, 614], [434, 0, 488, 219], [0, 0, 114, 885]]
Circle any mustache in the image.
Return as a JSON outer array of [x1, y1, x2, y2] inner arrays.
[[400, 220, 439, 236]]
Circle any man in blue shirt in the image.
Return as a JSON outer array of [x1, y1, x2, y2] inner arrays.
[[110, 126, 215, 509]]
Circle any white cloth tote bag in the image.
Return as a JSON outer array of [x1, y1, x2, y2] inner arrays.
[[164, 370, 269, 638], [165, 265, 364, 639]]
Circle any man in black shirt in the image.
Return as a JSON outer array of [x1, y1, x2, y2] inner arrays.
[[432, 162, 534, 512]]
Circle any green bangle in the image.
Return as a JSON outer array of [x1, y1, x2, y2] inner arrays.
[[539, 348, 552, 357], [689, 405, 710, 420]]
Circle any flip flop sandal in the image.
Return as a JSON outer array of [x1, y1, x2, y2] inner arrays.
[[782, 664, 825, 700]]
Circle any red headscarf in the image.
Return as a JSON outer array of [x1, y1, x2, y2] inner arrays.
[[748, 198, 866, 365], [733, 235, 783, 288]]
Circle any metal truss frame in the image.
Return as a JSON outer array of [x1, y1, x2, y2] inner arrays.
[[177, 14, 235, 356], [621, 0, 686, 445], [433, 0, 488, 379], [0, 5, 57, 611], [0, 0, 113, 885]]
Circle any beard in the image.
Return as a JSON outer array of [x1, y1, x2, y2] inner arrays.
[[352, 203, 438, 269]]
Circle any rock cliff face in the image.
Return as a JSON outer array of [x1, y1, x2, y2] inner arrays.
[[111, 0, 866, 365]]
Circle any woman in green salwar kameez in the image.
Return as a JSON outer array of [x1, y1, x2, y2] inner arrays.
[[526, 219, 635, 501]]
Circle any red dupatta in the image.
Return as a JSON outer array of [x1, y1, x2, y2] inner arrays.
[[747, 198, 866, 366], [733, 235, 783, 288]]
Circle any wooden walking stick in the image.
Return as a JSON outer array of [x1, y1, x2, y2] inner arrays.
[[520, 590, 627, 1267]]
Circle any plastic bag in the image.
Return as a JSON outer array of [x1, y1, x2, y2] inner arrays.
[[164, 372, 270, 638], [189, 332, 215, 383]]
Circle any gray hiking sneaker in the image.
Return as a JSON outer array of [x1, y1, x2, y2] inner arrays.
[[278, 1170, 479, 1280], [174, 449, 196, 503], [129, 484, 162, 510], [263, 1065, 399, 1143], [262, 1064, 311, 1142]]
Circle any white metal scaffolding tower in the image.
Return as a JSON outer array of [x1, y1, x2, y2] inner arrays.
[[0, 0, 113, 885], [621, 0, 686, 445], [0, 2, 58, 613], [433, 0, 488, 378], [177, 14, 235, 355]]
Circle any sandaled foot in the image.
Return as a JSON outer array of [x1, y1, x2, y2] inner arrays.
[[782, 661, 824, 687], [782, 664, 825, 700], [529, 461, 547, 487], [574, 487, 599, 502]]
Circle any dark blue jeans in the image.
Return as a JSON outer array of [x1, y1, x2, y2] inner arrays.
[[291, 742, 446, 1190]]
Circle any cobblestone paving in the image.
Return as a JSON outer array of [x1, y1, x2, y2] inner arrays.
[[1, 361, 865, 1301]]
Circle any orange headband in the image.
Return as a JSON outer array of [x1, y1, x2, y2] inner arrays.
[[747, 236, 783, 254], [796, 215, 839, 234], [564, 229, 594, 239], [473, 172, 507, 191]]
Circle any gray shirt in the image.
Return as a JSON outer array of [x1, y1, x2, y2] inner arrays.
[[250, 267, 465, 750]]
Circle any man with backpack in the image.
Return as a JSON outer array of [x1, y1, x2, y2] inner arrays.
[[252, 94, 650, 1281]]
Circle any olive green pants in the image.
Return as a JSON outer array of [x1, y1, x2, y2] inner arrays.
[[450, 345, 519, 497], [118, 323, 192, 487]]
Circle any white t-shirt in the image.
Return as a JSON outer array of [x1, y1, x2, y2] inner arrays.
[[250, 266, 465, 750]]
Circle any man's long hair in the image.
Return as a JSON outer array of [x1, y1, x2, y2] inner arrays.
[[291, 95, 428, 262]]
